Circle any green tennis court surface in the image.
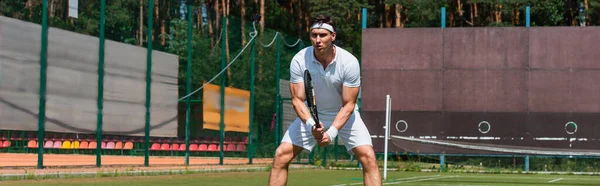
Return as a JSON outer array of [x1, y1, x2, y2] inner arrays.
[[2, 169, 600, 186]]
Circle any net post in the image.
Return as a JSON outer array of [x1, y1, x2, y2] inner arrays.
[[144, 0, 154, 167], [524, 155, 530, 172], [96, 0, 106, 168], [37, 0, 49, 170], [383, 94, 391, 180]]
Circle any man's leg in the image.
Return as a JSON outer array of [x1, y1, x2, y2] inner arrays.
[[352, 145, 381, 186], [268, 142, 305, 186]]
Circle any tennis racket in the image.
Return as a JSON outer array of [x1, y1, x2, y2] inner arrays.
[[304, 69, 320, 128]]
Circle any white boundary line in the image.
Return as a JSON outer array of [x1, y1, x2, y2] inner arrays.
[[383, 175, 458, 185], [332, 175, 442, 186], [548, 178, 563, 183]]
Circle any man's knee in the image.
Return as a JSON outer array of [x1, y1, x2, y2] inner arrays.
[[273, 143, 299, 167], [353, 145, 378, 167]]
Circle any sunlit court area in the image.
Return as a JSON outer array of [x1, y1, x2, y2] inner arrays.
[[2, 1, 600, 186]]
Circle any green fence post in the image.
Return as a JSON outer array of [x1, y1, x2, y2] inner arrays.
[[334, 136, 338, 162], [219, 16, 227, 166], [96, 0, 106, 168], [249, 38, 256, 164], [37, 0, 49, 169], [144, 0, 154, 167], [274, 33, 281, 148], [184, 3, 193, 166]]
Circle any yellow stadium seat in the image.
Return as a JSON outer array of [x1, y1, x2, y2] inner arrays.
[[73, 141, 80, 149], [61, 141, 72, 149]]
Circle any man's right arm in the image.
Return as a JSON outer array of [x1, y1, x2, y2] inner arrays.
[[290, 82, 313, 124], [289, 57, 314, 124]]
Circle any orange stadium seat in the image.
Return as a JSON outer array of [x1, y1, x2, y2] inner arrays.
[[114, 141, 123, 150], [123, 142, 134, 150], [27, 140, 37, 148], [87, 141, 97, 149], [79, 141, 89, 149]]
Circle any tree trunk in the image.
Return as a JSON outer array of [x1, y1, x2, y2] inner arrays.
[[139, 0, 144, 46], [207, 1, 214, 46], [395, 4, 402, 28], [496, 4, 502, 24], [584, 0, 589, 25], [258, 0, 265, 81], [466, 2, 474, 26], [384, 4, 391, 27], [474, 3, 478, 18], [241, 0, 246, 47], [26, 0, 34, 19], [198, 5, 203, 34], [449, 2, 455, 27], [260, 0, 265, 34], [298, 0, 303, 37], [49, 0, 54, 18], [458, 0, 463, 16], [215, 0, 220, 39]]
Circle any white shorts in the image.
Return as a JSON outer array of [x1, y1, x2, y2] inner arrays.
[[281, 111, 372, 154]]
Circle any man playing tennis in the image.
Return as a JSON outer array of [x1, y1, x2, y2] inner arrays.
[[268, 15, 381, 186]]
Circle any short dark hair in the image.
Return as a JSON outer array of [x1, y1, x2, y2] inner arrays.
[[311, 15, 335, 32]]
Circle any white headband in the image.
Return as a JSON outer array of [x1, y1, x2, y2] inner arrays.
[[310, 23, 335, 33]]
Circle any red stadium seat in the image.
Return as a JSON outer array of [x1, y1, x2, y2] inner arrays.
[[235, 144, 246, 152], [198, 144, 208, 151], [150, 143, 160, 151], [177, 144, 186, 151], [160, 143, 171, 151], [171, 144, 180, 151], [0, 141, 10, 148], [225, 144, 236, 151], [189, 144, 199, 151]]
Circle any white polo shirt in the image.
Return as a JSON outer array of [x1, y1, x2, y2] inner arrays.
[[290, 45, 361, 124]]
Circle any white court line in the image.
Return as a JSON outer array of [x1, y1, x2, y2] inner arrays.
[[548, 178, 563, 183], [332, 175, 442, 186], [383, 176, 458, 185]]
